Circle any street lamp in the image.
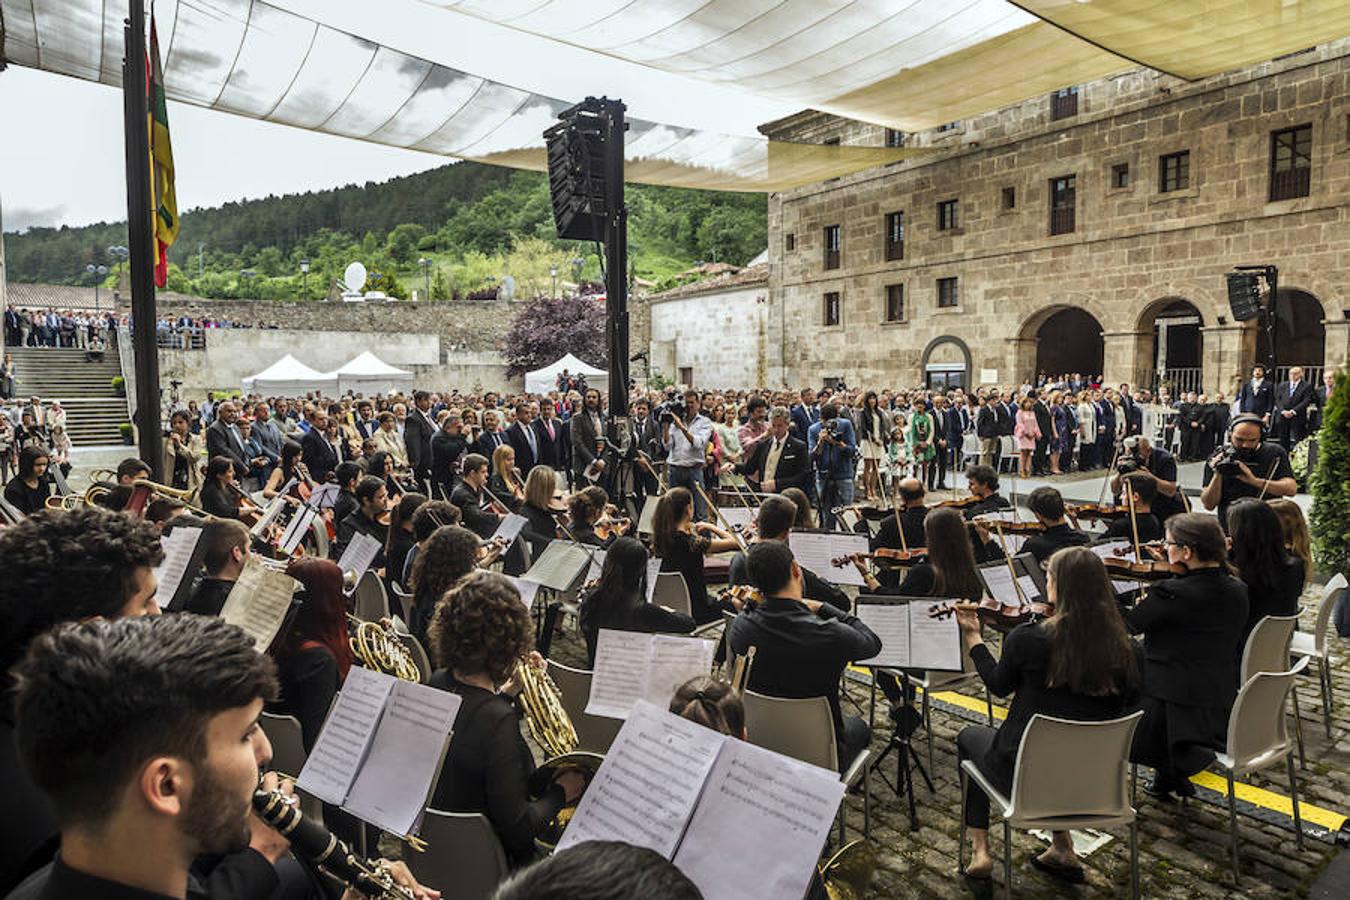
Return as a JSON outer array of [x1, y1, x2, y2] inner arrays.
[[107, 245, 129, 296], [550, 264, 559, 297], [86, 263, 109, 311], [418, 257, 432, 301], [299, 259, 310, 297], [239, 268, 256, 299]]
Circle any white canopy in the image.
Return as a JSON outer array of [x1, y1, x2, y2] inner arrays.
[[330, 351, 415, 396], [241, 354, 336, 394], [525, 353, 606, 395]]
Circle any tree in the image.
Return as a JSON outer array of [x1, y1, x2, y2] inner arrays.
[[502, 296, 607, 376], [429, 267, 451, 301], [1310, 365, 1349, 574], [503, 236, 572, 298], [386, 223, 427, 264]]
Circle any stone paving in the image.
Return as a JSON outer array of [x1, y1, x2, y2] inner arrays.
[[546, 579, 1348, 899]]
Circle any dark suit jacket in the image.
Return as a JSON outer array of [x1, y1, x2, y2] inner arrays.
[[1032, 401, 1052, 441], [1276, 380, 1313, 423], [569, 410, 605, 477], [1238, 379, 1275, 417], [205, 420, 249, 474], [944, 408, 964, 445], [475, 430, 507, 461], [1095, 401, 1115, 441], [404, 409, 436, 480], [451, 481, 499, 539], [1313, 385, 1332, 430], [532, 418, 567, 469], [736, 434, 810, 492], [300, 428, 341, 483], [504, 421, 538, 472], [790, 404, 818, 442], [996, 404, 1015, 436], [629, 416, 661, 462], [976, 406, 1000, 439]]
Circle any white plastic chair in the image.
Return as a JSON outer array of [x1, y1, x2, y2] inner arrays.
[[1290, 574, 1346, 738], [351, 569, 390, 622], [546, 660, 622, 753], [959, 711, 1144, 899], [389, 583, 413, 625], [1240, 614, 1303, 766], [652, 571, 694, 618], [407, 810, 508, 900], [999, 436, 1018, 472], [1213, 659, 1309, 885], [742, 690, 872, 842]]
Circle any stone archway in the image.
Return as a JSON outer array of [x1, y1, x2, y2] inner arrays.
[[1137, 297, 1204, 395], [1020, 306, 1105, 383], [921, 335, 972, 390], [1256, 288, 1326, 382]]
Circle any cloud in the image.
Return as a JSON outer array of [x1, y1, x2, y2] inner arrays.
[[3, 205, 69, 232]]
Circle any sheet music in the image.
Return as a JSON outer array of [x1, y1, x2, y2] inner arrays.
[[337, 531, 382, 576], [991, 532, 1027, 555], [492, 512, 528, 544], [645, 557, 663, 604], [674, 737, 845, 900], [521, 540, 591, 591], [297, 667, 395, 805], [278, 506, 317, 556], [219, 563, 298, 650], [980, 565, 1040, 609], [788, 532, 870, 586], [344, 681, 461, 836], [719, 506, 757, 529], [153, 527, 203, 610], [856, 601, 911, 668], [586, 549, 608, 585], [309, 482, 341, 509], [644, 636, 715, 710], [976, 509, 1022, 523], [638, 493, 662, 535], [504, 575, 539, 611], [557, 700, 725, 857], [586, 630, 657, 719], [907, 600, 963, 671], [251, 487, 294, 537], [1090, 541, 1144, 594]]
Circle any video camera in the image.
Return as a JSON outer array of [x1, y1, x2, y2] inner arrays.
[[1115, 435, 1146, 475], [658, 399, 686, 425]]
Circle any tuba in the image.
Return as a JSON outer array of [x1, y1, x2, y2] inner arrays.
[[347, 615, 422, 682], [516, 659, 603, 850]]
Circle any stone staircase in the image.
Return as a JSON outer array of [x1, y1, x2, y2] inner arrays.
[[6, 346, 130, 446]]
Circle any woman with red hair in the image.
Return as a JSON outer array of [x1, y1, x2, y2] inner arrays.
[[274, 557, 355, 751]]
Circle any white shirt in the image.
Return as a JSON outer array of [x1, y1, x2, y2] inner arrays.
[[764, 436, 785, 483], [663, 413, 713, 468]]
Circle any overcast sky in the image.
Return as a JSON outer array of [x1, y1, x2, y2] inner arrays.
[[0, 0, 793, 233]]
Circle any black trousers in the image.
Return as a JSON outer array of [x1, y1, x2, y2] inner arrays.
[[929, 440, 950, 488], [839, 715, 871, 772], [1032, 436, 1049, 474], [957, 724, 1010, 829]]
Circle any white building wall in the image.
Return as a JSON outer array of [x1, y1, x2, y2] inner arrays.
[[648, 284, 770, 389]]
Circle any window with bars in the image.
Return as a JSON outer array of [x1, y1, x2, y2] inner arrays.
[[823, 292, 841, 326], [1111, 163, 1130, 188], [885, 284, 905, 322], [885, 129, 906, 148], [1001, 186, 1016, 210], [884, 212, 905, 260], [1159, 151, 1190, 192], [785, 233, 796, 252], [937, 199, 959, 231], [1269, 124, 1312, 201], [1050, 87, 1079, 120], [822, 225, 841, 269], [937, 121, 959, 132], [1049, 174, 1077, 235], [937, 277, 959, 308]]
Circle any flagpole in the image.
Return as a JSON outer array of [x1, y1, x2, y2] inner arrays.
[[123, 0, 163, 477]]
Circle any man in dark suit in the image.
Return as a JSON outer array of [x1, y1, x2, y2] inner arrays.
[[728, 542, 881, 769], [929, 395, 955, 490], [1095, 392, 1116, 468], [736, 407, 810, 493], [626, 398, 662, 508], [403, 390, 437, 492], [1273, 366, 1313, 450], [503, 401, 540, 474], [1237, 364, 1275, 423], [204, 400, 250, 477], [451, 453, 505, 539], [1031, 390, 1052, 476], [789, 387, 819, 442], [300, 409, 342, 482], [569, 389, 606, 484], [976, 394, 1001, 468], [532, 401, 567, 470], [1119, 384, 1140, 436], [475, 409, 507, 459]]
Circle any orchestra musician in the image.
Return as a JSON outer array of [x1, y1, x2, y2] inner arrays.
[[401, 500, 460, 590], [273, 557, 355, 751], [334, 475, 389, 568], [261, 439, 306, 500], [369, 450, 407, 501], [1268, 498, 1313, 579], [567, 485, 626, 548], [198, 455, 262, 525], [652, 487, 740, 625], [1125, 513, 1248, 800], [184, 519, 250, 618], [869, 477, 929, 568], [427, 571, 585, 867], [385, 492, 429, 593], [1021, 487, 1091, 565], [331, 460, 363, 527], [670, 675, 746, 739], [1100, 472, 1164, 543], [736, 406, 810, 494], [407, 524, 480, 642], [578, 537, 695, 665], [857, 507, 986, 602], [489, 445, 525, 514], [961, 465, 1010, 520], [728, 541, 881, 769], [453, 453, 507, 540], [520, 467, 564, 560], [726, 494, 850, 612], [2, 446, 53, 517], [430, 414, 470, 500], [1226, 498, 1306, 644], [955, 548, 1141, 886]]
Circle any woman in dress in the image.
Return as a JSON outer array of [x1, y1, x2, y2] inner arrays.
[[652, 486, 740, 624], [709, 403, 744, 489], [1013, 396, 1041, 478], [858, 391, 886, 501], [907, 398, 937, 488], [1227, 498, 1305, 643], [1049, 391, 1075, 476], [1076, 393, 1098, 471]]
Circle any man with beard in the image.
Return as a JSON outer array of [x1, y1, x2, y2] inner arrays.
[[1200, 415, 1296, 531]]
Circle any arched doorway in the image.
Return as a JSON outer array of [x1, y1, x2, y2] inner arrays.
[[922, 336, 971, 390], [1143, 299, 1203, 395], [1032, 308, 1104, 381], [1256, 289, 1325, 384]]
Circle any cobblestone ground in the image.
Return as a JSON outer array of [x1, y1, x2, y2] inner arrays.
[[545, 581, 1348, 899]]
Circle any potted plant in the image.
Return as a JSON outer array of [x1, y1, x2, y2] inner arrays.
[[118, 422, 135, 445], [111, 375, 126, 396]]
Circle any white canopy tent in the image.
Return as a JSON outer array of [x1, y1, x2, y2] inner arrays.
[[241, 354, 336, 395], [330, 351, 415, 396], [525, 353, 606, 395]]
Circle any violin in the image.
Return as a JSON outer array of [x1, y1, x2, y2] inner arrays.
[[1102, 541, 1183, 580], [1066, 503, 1129, 521], [830, 548, 927, 568], [476, 536, 511, 568], [972, 516, 1046, 535], [928, 494, 981, 510], [716, 584, 763, 611], [594, 513, 632, 542], [929, 597, 1053, 631]]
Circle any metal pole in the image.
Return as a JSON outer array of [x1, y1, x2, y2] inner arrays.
[[1266, 265, 1279, 376], [124, 0, 162, 477], [602, 98, 630, 438]]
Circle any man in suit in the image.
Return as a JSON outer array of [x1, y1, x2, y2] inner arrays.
[[976, 394, 1001, 468], [475, 409, 507, 459], [532, 400, 567, 471], [300, 408, 343, 482], [353, 400, 379, 440], [1311, 371, 1336, 432], [570, 388, 606, 485], [403, 389, 437, 492], [1273, 366, 1313, 450], [1031, 390, 1052, 476], [1119, 383, 1140, 437], [737, 406, 810, 494], [930, 394, 956, 490], [1095, 391, 1116, 468], [789, 387, 819, 442], [626, 398, 662, 508], [451, 453, 505, 539], [204, 400, 250, 477], [728, 542, 881, 769], [1237, 364, 1275, 423], [504, 401, 540, 475]]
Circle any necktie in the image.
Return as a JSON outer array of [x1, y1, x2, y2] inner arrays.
[[546, 421, 555, 441], [526, 423, 537, 456]]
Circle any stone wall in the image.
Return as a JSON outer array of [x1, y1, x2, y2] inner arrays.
[[648, 277, 773, 389], [757, 40, 1350, 394]]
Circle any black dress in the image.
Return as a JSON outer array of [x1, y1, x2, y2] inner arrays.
[[427, 672, 565, 867], [659, 531, 718, 624], [273, 646, 340, 752], [1239, 553, 1305, 641], [519, 503, 558, 560], [580, 592, 696, 665], [2, 478, 50, 517]]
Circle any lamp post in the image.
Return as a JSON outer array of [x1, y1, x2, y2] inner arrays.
[[239, 268, 256, 299], [550, 264, 559, 297], [299, 259, 310, 298], [107, 245, 129, 297], [86, 264, 109, 311], [418, 257, 432, 301]]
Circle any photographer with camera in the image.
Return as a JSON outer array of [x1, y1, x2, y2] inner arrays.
[[1200, 414, 1297, 531], [661, 389, 714, 521], [1108, 435, 1183, 523], [807, 404, 857, 530]]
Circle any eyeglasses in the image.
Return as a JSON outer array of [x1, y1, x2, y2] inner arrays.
[[1162, 540, 1189, 549]]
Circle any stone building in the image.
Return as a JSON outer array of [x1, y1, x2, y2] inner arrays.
[[647, 264, 770, 388], [752, 39, 1349, 396]]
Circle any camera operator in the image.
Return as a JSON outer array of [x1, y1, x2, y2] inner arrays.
[[1109, 435, 1183, 523], [1200, 414, 1297, 531], [661, 389, 714, 521], [807, 404, 857, 530]]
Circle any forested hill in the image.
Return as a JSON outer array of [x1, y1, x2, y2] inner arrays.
[[5, 161, 766, 301]]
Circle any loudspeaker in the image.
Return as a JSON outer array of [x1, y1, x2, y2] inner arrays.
[[1225, 273, 1264, 321], [545, 112, 608, 241]]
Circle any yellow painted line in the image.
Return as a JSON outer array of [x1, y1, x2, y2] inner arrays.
[[849, 666, 1345, 831]]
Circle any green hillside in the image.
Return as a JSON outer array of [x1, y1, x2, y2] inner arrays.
[[4, 161, 766, 301]]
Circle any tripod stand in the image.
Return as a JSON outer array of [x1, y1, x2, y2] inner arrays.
[[868, 669, 933, 832]]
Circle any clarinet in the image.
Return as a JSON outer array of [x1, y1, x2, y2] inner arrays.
[[251, 788, 415, 900]]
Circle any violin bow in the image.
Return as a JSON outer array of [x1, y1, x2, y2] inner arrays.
[[1127, 480, 1142, 564], [892, 496, 909, 555], [996, 521, 1029, 609], [694, 481, 748, 555], [1255, 457, 1281, 501]]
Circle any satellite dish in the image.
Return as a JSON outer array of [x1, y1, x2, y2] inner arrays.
[[343, 262, 368, 293], [501, 275, 516, 300]]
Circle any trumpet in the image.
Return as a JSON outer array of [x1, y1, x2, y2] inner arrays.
[[347, 614, 421, 682]]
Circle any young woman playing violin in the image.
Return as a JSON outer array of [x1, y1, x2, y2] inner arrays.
[[567, 485, 630, 548], [489, 444, 524, 514]]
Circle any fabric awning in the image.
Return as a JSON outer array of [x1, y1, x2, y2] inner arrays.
[[525, 353, 606, 395], [328, 351, 415, 396], [241, 354, 336, 394]]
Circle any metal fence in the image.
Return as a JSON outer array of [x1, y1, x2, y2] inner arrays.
[[155, 328, 207, 350], [1151, 367, 1204, 395]]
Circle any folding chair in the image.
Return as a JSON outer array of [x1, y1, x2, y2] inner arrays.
[[407, 810, 508, 900], [546, 660, 622, 753], [1239, 614, 1302, 766], [1290, 574, 1346, 739]]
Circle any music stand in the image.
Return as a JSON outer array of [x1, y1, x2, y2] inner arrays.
[[867, 669, 932, 832]]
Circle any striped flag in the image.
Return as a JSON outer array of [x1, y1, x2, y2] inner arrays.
[[148, 16, 178, 288]]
